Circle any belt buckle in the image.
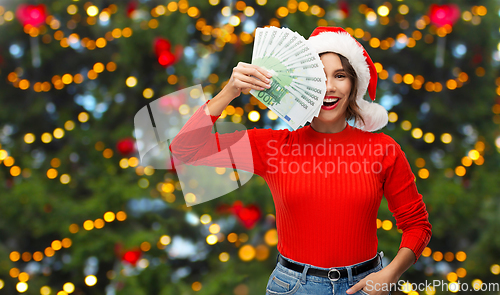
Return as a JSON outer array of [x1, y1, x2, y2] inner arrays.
[[327, 268, 341, 281]]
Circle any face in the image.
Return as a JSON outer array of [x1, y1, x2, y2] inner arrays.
[[310, 53, 352, 132]]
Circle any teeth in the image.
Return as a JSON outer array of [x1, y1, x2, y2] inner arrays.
[[323, 98, 339, 103]]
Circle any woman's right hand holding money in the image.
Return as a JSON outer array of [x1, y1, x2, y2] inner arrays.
[[207, 62, 272, 117], [225, 62, 273, 100]]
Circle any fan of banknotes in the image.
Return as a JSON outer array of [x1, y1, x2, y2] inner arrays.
[[250, 26, 327, 130]]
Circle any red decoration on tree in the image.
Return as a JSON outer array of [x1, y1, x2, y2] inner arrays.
[[428, 4, 460, 28], [153, 37, 181, 68], [16, 4, 48, 27], [338, 0, 350, 18], [117, 137, 136, 156], [126, 0, 138, 18], [231, 200, 262, 229], [122, 249, 142, 266]]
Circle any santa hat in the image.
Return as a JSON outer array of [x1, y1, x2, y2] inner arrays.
[[308, 27, 388, 132]]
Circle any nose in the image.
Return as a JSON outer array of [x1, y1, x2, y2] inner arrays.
[[326, 79, 337, 93]]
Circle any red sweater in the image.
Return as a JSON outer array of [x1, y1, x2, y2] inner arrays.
[[170, 100, 432, 268]]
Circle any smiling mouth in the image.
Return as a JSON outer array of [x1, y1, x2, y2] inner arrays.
[[323, 97, 339, 107]]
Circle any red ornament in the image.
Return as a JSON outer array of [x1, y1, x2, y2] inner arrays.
[[16, 4, 48, 27], [126, 0, 138, 18], [122, 249, 142, 266], [158, 51, 176, 67], [428, 4, 460, 28], [117, 138, 136, 156], [153, 37, 181, 68], [154, 37, 171, 56], [231, 201, 262, 229], [338, 0, 350, 17]]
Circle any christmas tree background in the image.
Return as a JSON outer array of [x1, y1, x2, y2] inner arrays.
[[1, 0, 500, 294]]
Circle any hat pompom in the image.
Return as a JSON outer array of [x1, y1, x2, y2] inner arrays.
[[355, 99, 389, 132]]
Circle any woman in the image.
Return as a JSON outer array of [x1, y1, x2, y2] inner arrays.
[[170, 27, 431, 295]]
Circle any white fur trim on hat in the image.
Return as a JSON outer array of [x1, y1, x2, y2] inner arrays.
[[356, 99, 389, 132]]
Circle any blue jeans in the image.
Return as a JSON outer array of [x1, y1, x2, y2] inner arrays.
[[265, 251, 387, 295]]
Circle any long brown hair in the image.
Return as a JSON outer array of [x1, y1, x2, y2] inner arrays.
[[320, 52, 365, 126]]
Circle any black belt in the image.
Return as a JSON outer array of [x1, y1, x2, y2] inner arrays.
[[277, 253, 381, 281]]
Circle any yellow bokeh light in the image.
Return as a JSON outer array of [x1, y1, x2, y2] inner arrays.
[[377, 5, 390, 17], [456, 251, 466, 261], [63, 282, 75, 293], [491, 264, 500, 275], [104, 212, 115, 222], [41, 132, 53, 143], [47, 168, 58, 179], [433, 251, 443, 261], [52, 240, 62, 251], [264, 229, 278, 246], [10, 166, 21, 177], [67, 4, 78, 15], [87, 5, 99, 17], [456, 267, 467, 278], [461, 156, 472, 167], [468, 149, 480, 160], [60, 174, 71, 184], [206, 234, 218, 245], [94, 218, 105, 229], [10, 251, 20, 262], [45, 247, 55, 257], [209, 224, 221, 234], [411, 128, 423, 139], [85, 275, 97, 286], [248, 110, 260, 122], [399, 4, 409, 15], [53, 128, 65, 139], [16, 282, 28, 293], [83, 220, 94, 230], [441, 133, 452, 144], [62, 238, 72, 248], [422, 247, 432, 257], [238, 244, 256, 261], [116, 211, 127, 221], [78, 112, 89, 123], [41, 286, 51, 295], [140, 241, 151, 252], [126, 76, 137, 87], [401, 120, 412, 131], [382, 220, 393, 230], [200, 214, 212, 224], [472, 279, 482, 291], [418, 168, 429, 179], [403, 74, 414, 84], [455, 166, 466, 177], [219, 252, 229, 262], [143, 88, 154, 99], [423, 133, 435, 143], [65, 120, 75, 130], [160, 235, 171, 245], [69, 224, 79, 233], [24, 133, 35, 143]]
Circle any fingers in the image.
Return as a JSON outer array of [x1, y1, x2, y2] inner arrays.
[[234, 63, 272, 85], [232, 74, 267, 91], [346, 281, 364, 294]]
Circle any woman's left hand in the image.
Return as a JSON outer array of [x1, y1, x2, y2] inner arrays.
[[346, 267, 399, 295]]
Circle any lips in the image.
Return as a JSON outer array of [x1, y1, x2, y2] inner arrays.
[[322, 96, 340, 110]]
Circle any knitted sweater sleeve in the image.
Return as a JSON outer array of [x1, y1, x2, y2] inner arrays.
[[169, 100, 287, 177], [381, 135, 432, 263]]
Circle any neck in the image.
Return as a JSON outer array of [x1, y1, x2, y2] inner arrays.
[[310, 118, 348, 133]]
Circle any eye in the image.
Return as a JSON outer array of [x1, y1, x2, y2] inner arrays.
[[335, 73, 346, 79]]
